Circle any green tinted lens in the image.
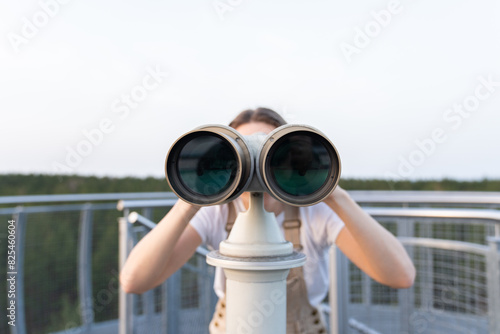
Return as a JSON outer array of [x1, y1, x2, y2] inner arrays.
[[177, 135, 237, 196], [270, 133, 331, 196]]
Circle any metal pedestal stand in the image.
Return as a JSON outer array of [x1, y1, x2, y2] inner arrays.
[[207, 192, 305, 334]]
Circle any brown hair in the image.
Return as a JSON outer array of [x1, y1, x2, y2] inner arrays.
[[228, 107, 287, 129]]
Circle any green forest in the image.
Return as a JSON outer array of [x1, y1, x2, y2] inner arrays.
[[0, 174, 499, 333], [2, 173, 500, 197]]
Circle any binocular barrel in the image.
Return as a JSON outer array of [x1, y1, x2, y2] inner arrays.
[[165, 124, 341, 206]]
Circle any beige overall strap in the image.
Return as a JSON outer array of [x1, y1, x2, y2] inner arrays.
[[283, 206, 328, 333], [283, 205, 302, 251], [224, 201, 237, 234]]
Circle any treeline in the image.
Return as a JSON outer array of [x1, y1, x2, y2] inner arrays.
[[0, 174, 171, 197], [340, 178, 500, 191], [1, 174, 500, 196]]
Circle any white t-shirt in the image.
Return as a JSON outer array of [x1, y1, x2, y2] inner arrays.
[[189, 198, 345, 307]]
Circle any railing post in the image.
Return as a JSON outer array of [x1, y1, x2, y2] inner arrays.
[[329, 246, 339, 334], [140, 207, 155, 332], [199, 256, 216, 332], [9, 207, 27, 334], [119, 211, 134, 334], [166, 270, 181, 333], [486, 237, 500, 334], [420, 221, 434, 315], [161, 280, 169, 334], [141, 207, 153, 221], [332, 247, 349, 334], [398, 218, 414, 334], [78, 203, 94, 332], [361, 267, 371, 308]]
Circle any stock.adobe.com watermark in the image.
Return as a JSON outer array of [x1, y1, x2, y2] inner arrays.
[[339, 0, 403, 64], [7, 0, 73, 54], [212, 0, 244, 21], [405, 284, 462, 334], [6, 219, 17, 327], [236, 288, 285, 334], [51, 65, 168, 174], [385, 74, 500, 180]]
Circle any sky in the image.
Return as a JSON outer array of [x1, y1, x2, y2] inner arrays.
[[1, 0, 500, 181]]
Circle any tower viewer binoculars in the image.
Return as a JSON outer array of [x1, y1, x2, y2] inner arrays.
[[165, 124, 341, 207]]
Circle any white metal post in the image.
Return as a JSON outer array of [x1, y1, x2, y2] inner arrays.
[[487, 237, 500, 334], [119, 213, 134, 334], [207, 193, 305, 334]]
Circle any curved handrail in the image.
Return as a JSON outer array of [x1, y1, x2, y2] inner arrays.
[[398, 237, 490, 255], [364, 207, 500, 223], [350, 190, 500, 205], [0, 192, 176, 205]]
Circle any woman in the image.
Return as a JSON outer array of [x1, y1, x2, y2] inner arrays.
[[120, 107, 416, 333]]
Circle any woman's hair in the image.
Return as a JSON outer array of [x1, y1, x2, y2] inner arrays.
[[228, 107, 287, 129]]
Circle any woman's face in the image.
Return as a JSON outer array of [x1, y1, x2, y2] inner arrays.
[[234, 121, 276, 137], [234, 121, 283, 213]]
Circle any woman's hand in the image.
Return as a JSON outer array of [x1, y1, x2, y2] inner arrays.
[[324, 186, 416, 289], [328, 185, 350, 203]]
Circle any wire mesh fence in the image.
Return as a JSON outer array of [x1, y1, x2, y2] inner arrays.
[[345, 245, 490, 333], [24, 211, 81, 333], [341, 213, 499, 334]]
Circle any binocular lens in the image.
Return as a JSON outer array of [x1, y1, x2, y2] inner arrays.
[[269, 133, 331, 196], [175, 134, 237, 196]]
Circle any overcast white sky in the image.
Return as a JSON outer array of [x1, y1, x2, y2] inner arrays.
[[1, 0, 499, 180]]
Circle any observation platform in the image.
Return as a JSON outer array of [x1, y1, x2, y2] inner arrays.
[[1, 191, 499, 334]]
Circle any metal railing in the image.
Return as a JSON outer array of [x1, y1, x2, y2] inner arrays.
[[330, 207, 500, 334], [1, 191, 500, 334]]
